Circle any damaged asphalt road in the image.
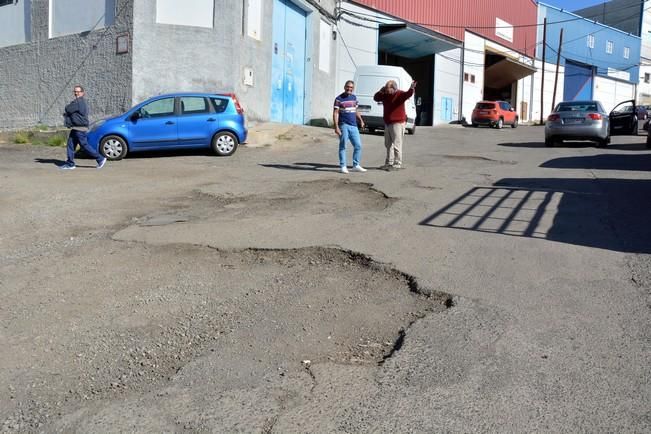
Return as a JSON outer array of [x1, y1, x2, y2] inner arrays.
[[0, 125, 649, 432]]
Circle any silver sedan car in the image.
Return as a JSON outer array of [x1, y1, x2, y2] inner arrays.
[[545, 100, 610, 147]]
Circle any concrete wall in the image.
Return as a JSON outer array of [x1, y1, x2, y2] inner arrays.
[[0, 0, 31, 48], [0, 0, 133, 129], [132, 0, 337, 124]]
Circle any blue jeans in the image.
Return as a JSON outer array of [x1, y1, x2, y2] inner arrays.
[[338, 123, 362, 167], [66, 129, 101, 165]]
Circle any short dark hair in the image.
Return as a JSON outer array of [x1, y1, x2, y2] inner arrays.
[[344, 80, 354, 87], [74, 85, 85, 92]]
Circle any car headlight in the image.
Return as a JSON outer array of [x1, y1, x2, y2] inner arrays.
[[90, 119, 106, 132]]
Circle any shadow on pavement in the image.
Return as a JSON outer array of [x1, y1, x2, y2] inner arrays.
[[259, 162, 341, 171], [541, 154, 651, 171], [34, 158, 67, 167], [419, 177, 651, 253], [498, 141, 595, 149]]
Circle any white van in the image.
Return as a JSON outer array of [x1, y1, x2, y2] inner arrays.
[[353, 65, 417, 134]]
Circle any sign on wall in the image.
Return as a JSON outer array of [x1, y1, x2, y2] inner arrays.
[[495, 18, 513, 43], [247, 0, 262, 40]]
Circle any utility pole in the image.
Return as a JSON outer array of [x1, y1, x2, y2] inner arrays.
[[551, 27, 563, 113], [540, 18, 547, 125]]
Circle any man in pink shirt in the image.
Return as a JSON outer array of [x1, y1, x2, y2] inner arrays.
[[374, 80, 417, 170]]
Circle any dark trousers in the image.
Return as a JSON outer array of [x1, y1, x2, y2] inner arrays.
[[66, 129, 100, 164]]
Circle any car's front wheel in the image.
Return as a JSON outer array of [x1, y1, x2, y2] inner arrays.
[[100, 135, 128, 160], [496, 118, 504, 129], [545, 137, 554, 147], [511, 117, 518, 128], [211, 131, 239, 156]]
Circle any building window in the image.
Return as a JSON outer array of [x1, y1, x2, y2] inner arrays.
[[156, 0, 214, 28], [470, 74, 476, 84], [50, 0, 115, 38], [0, 0, 16, 6], [645, 73, 650, 84], [464, 73, 469, 82], [587, 34, 595, 48], [624, 46, 630, 59], [606, 40, 614, 54]]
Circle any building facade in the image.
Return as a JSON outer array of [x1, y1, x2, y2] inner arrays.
[[573, 0, 650, 105], [537, 3, 641, 113], [344, 0, 541, 125], [0, 0, 339, 129]]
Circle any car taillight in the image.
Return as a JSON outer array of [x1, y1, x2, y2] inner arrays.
[[547, 114, 560, 121], [587, 113, 602, 120], [225, 93, 244, 114]]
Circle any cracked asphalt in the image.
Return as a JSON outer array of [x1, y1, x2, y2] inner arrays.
[[1, 124, 650, 432]]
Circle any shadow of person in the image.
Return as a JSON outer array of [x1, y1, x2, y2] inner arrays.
[[34, 158, 67, 167]]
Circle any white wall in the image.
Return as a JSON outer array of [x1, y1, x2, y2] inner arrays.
[[0, 0, 30, 47], [461, 31, 485, 122], [594, 76, 635, 112], [335, 2, 383, 93], [637, 64, 651, 104], [434, 48, 461, 125], [529, 59, 564, 123]]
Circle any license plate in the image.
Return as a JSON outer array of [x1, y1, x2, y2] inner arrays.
[[564, 118, 583, 124], [480, 111, 489, 115], [358, 105, 371, 112]]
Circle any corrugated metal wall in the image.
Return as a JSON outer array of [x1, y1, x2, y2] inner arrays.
[[352, 0, 537, 56]]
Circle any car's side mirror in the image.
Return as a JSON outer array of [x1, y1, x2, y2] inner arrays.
[[509, 108, 514, 112], [130, 111, 141, 121]]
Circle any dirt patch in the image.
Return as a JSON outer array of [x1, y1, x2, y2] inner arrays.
[[137, 179, 396, 226], [0, 242, 448, 432]]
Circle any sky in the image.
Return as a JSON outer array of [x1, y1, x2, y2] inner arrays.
[[540, 0, 610, 11]]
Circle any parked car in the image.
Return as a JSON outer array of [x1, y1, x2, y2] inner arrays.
[[545, 99, 637, 147], [470, 101, 518, 128], [88, 92, 247, 160]]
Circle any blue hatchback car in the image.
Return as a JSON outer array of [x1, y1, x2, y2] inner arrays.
[[88, 92, 247, 160]]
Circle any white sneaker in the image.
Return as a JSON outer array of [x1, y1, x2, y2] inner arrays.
[[340, 166, 349, 174], [352, 165, 367, 172]]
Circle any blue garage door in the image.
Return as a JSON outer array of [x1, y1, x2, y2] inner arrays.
[[563, 61, 593, 101], [271, 0, 306, 124]]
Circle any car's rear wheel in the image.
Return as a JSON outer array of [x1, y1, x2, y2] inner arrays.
[[646, 133, 651, 149], [471, 123, 478, 128], [100, 135, 128, 160], [511, 117, 518, 128], [545, 137, 554, 147], [211, 131, 239, 156], [596, 137, 609, 148], [496, 118, 504, 129], [407, 125, 416, 135]]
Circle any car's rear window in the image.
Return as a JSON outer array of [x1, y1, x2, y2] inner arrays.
[[211, 98, 229, 113], [556, 102, 598, 112], [475, 103, 495, 109]]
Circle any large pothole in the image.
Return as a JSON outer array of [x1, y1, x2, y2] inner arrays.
[[137, 179, 396, 226], [0, 242, 449, 432]]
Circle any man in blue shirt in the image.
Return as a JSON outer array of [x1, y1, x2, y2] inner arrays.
[[333, 80, 366, 174], [60, 85, 106, 170]]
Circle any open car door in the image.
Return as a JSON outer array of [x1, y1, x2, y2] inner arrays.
[[609, 100, 638, 135]]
